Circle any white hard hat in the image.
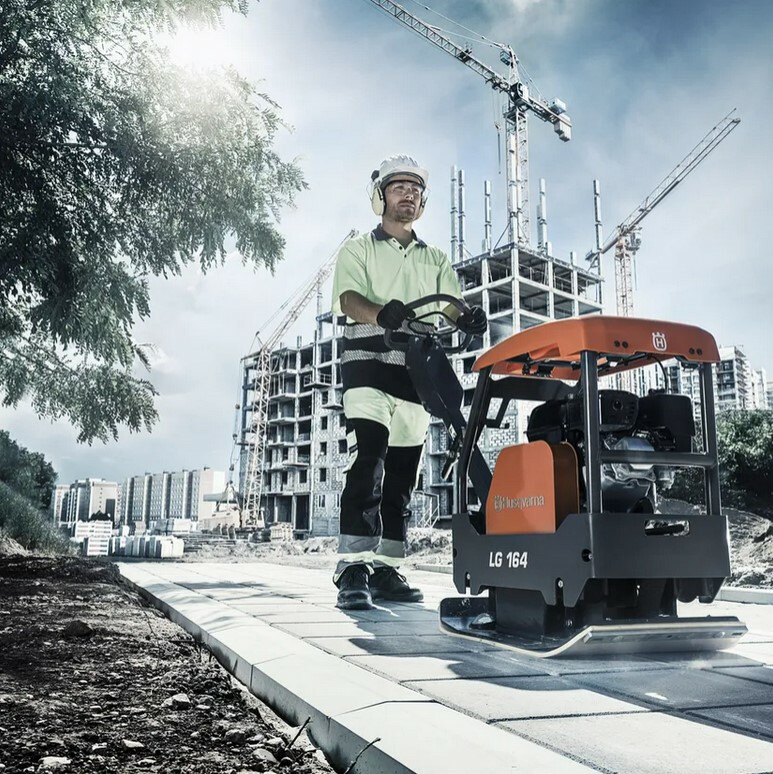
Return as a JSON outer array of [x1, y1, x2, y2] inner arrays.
[[369, 155, 429, 218]]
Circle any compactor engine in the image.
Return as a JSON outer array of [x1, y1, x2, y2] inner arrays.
[[527, 389, 694, 515]]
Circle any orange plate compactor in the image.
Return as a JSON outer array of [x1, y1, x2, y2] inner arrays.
[[399, 299, 746, 658]]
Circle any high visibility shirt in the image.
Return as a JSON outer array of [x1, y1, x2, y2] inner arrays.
[[331, 225, 462, 403]]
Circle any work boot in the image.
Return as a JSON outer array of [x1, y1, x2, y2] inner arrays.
[[370, 567, 423, 603], [335, 564, 373, 610]]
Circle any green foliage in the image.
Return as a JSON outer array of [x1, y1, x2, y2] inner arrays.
[[717, 410, 773, 517], [668, 410, 773, 518], [0, 0, 305, 442], [0, 430, 57, 511], [0, 481, 70, 553], [666, 465, 704, 504]]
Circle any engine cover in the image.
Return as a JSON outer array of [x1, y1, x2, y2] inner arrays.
[[527, 390, 639, 443]]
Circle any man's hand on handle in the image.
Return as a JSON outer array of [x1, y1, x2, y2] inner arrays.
[[376, 299, 416, 331], [456, 305, 487, 336]]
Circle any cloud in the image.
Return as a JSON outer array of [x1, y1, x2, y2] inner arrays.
[[6, 0, 771, 484]]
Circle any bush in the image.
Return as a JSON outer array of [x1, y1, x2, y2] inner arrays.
[[0, 482, 71, 553], [665, 410, 773, 520]]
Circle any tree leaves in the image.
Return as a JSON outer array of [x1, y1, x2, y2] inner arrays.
[[669, 410, 773, 520], [0, 0, 304, 442]]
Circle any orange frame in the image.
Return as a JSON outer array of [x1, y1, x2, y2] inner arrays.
[[473, 316, 719, 381]]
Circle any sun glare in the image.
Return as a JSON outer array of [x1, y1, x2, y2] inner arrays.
[[160, 25, 235, 69]]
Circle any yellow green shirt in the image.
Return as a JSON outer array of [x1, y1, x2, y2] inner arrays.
[[331, 226, 462, 403], [332, 226, 462, 319]]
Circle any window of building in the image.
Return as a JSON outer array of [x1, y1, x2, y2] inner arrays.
[[321, 416, 328, 430], [299, 470, 307, 484], [320, 441, 327, 455], [316, 494, 326, 509], [338, 439, 347, 454], [338, 413, 346, 428], [320, 468, 328, 483]]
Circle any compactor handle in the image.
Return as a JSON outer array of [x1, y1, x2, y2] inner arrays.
[[383, 294, 474, 353]]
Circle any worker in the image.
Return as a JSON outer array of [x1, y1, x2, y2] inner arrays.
[[330, 155, 487, 610]]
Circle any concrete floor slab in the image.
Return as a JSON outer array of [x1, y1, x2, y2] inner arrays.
[[273, 620, 442, 637], [402, 674, 649, 721], [573, 667, 773, 710], [305, 633, 491, 658], [726, 642, 773, 665], [501, 711, 773, 774], [252, 649, 433, 718], [487, 648, 676, 677], [328, 701, 595, 774], [715, 664, 773, 686], [250, 608, 389, 624], [691, 704, 773, 741], [346, 651, 549, 682], [227, 598, 314, 610]]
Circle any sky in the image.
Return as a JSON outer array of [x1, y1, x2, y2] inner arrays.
[[4, 0, 773, 485]]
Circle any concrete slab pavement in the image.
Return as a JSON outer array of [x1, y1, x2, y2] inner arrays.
[[119, 561, 773, 774]]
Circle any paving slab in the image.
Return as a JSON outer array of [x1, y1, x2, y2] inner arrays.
[[347, 651, 549, 682], [119, 561, 773, 774], [501, 711, 773, 774], [573, 667, 773, 710], [305, 632, 492, 658], [403, 674, 649, 721], [328, 701, 594, 774], [715, 664, 773, 686], [273, 619, 442, 637], [691, 704, 773, 741]]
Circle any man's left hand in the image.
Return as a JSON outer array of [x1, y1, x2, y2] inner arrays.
[[456, 305, 487, 336]]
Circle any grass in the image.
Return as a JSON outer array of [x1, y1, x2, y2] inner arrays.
[[0, 481, 71, 553]]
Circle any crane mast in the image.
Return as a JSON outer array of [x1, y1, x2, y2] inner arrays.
[[363, 0, 571, 247], [240, 229, 357, 526], [591, 109, 740, 317]]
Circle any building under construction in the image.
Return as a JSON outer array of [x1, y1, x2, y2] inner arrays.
[[238, 173, 603, 536]]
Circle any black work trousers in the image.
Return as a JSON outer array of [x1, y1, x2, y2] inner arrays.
[[335, 418, 423, 578]]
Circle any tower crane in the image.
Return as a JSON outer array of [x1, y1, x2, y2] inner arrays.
[[361, 0, 571, 247], [235, 229, 357, 527], [588, 109, 740, 317]]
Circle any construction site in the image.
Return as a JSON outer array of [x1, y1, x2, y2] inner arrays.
[[5, 1, 773, 773], [230, 0, 742, 540]]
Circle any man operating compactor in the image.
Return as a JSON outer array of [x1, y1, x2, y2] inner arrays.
[[331, 155, 487, 610]]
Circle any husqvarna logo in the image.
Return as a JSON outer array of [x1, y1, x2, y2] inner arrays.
[[494, 495, 545, 511], [652, 331, 668, 351]]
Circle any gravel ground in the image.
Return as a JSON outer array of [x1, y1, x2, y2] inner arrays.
[[0, 551, 336, 774]]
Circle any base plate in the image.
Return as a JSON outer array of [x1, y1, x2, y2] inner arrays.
[[439, 596, 748, 659]]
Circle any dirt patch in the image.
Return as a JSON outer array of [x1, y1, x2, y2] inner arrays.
[[0, 556, 335, 773]]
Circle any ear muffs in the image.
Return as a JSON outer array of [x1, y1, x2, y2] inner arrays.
[[369, 172, 428, 219], [370, 170, 385, 216]]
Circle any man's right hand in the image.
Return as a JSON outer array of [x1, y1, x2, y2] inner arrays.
[[376, 299, 415, 330]]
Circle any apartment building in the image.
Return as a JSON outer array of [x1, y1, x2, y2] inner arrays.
[[120, 468, 225, 527], [49, 484, 70, 524], [240, 238, 603, 536], [649, 344, 771, 421], [56, 479, 117, 526], [752, 369, 769, 410], [715, 346, 753, 411]]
